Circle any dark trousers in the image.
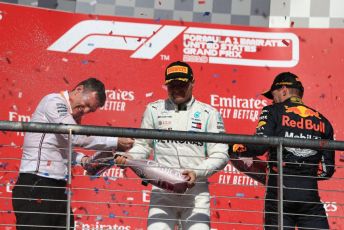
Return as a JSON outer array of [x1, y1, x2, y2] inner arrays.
[[264, 177, 329, 230], [264, 199, 329, 230], [12, 173, 74, 230]]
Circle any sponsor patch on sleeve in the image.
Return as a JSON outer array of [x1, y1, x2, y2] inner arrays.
[[56, 103, 68, 117]]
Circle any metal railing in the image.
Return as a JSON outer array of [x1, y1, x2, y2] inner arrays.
[[0, 120, 343, 230]]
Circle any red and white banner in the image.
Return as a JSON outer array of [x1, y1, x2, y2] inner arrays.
[[0, 3, 343, 229]]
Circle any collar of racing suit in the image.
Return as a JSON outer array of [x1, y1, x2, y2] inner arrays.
[[166, 96, 195, 112], [60, 91, 73, 113], [286, 96, 303, 105]]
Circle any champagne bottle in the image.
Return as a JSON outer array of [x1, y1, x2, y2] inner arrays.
[[230, 154, 266, 184], [125, 158, 190, 193], [84, 151, 190, 193]]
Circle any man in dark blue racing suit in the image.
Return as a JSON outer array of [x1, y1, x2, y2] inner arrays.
[[230, 72, 335, 230]]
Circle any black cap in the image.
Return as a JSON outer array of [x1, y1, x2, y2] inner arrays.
[[165, 61, 193, 84], [262, 72, 304, 99]]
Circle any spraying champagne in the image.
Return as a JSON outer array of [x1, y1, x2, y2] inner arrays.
[[125, 158, 190, 193], [83, 151, 190, 193]]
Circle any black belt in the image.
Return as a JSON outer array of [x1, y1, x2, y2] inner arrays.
[[18, 173, 67, 186]]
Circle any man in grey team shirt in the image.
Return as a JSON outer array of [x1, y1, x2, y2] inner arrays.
[[12, 78, 134, 229]]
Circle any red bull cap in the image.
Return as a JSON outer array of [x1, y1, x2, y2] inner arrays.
[[262, 72, 304, 99]]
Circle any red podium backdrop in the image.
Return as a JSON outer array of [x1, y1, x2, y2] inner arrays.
[[0, 3, 343, 230]]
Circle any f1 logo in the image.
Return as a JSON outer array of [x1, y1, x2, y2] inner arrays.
[[48, 19, 299, 67], [47, 20, 186, 59]]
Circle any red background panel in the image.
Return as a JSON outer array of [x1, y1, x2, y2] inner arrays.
[[0, 3, 343, 230]]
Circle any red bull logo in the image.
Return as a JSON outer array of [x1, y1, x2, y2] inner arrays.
[[282, 115, 325, 133], [285, 105, 321, 119]]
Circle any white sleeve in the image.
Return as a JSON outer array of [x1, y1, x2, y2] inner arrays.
[[44, 96, 118, 150], [128, 105, 154, 159], [192, 110, 229, 179]]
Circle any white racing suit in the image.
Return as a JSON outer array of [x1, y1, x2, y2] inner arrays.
[[129, 97, 229, 230]]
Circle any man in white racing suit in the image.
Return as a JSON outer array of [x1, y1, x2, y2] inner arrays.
[[12, 78, 134, 229], [127, 61, 229, 230]]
